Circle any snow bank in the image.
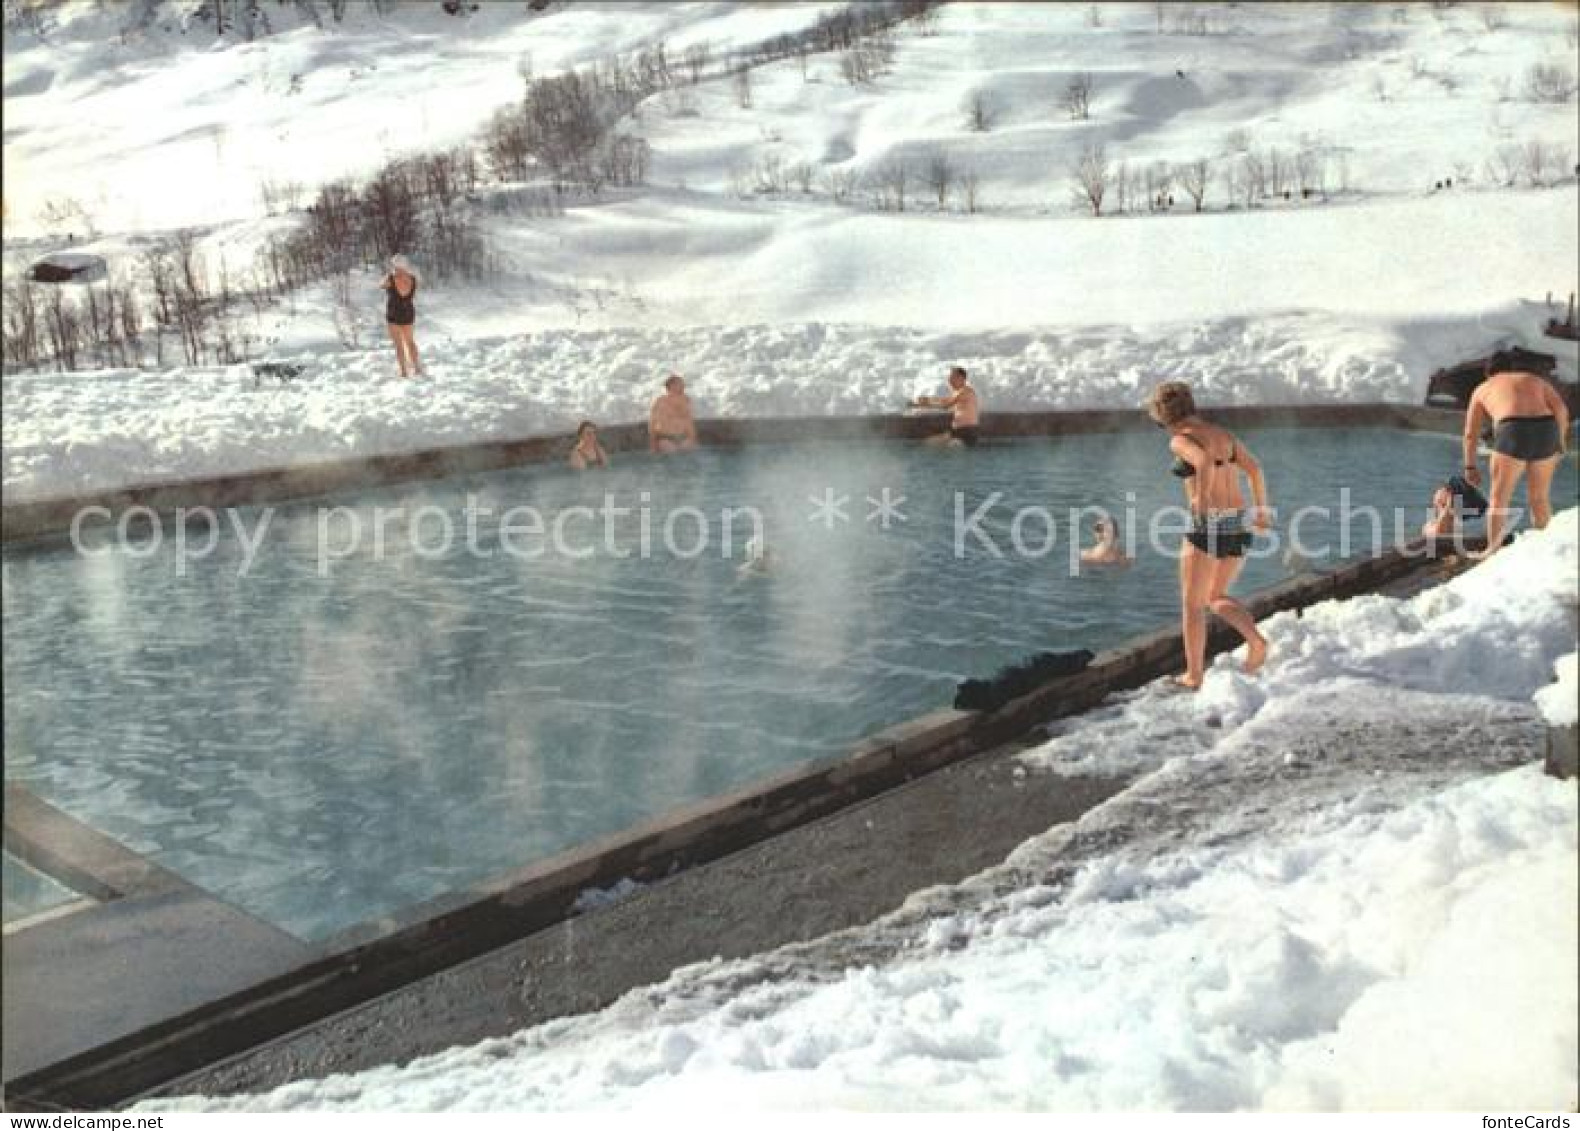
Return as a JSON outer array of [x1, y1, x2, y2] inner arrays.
[[1535, 652, 1578, 729], [0, 305, 1531, 502], [144, 511, 1579, 1113]]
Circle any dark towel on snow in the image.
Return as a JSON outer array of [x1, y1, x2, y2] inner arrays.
[[953, 649, 1095, 712]]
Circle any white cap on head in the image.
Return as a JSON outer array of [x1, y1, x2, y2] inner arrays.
[[389, 254, 414, 274]]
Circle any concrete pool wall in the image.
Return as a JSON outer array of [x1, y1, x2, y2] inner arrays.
[[2, 404, 1488, 1108]]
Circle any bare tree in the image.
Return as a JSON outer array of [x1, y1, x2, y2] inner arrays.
[[1179, 156, 1211, 211], [1064, 72, 1093, 120], [871, 158, 911, 211], [733, 64, 753, 108], [1526, 61, 1577, 103], [964, 89, 995, 132], [1070, 143, 1110, 216], [1480, 4, 1506, 32], [683, 41, 710, 85], [1521, 138, 1552, 188], [1144, 160, 1173, 211], [961, 169, 981, 214], [923, 154, 955, 208], [1485, 141, 1523, 186], [821, 167, 861, 204]]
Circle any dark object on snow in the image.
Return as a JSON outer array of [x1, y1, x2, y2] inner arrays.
[[1425, 347, 1572, 411], [1446, 474, 1488, 519], [953, 650, 1095, 712], [27, 252, 108, 284], [252, 362, 304, 387], [1546, 723, 1578, 781]]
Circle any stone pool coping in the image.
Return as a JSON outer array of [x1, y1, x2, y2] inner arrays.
[[3, 526, 1479, 1109], [0, 403, 1463, 543]]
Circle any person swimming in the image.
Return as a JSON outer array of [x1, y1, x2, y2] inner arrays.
[[1461, 351, 1570, 556], [1146, 380, 1271, 690], [737, 535, 773, 577], [1080, 513, 1132, 567], [568, 421, 608, 470]]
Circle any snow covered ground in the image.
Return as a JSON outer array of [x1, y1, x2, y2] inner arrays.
[[143, 508, 1579, 1113], [4, 1, 1578, 500]]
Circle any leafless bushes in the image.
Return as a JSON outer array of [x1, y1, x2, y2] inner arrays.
[[964, 89, 995, 132], [1525, 61, 1577, 103], [1064, 73, 1093, 121], [1070, 144, 1110, 216]]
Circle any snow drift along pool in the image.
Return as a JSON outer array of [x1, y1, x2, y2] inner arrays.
[[4, 428, 1573, 941]]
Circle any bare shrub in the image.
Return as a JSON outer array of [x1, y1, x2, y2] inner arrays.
[[1526, 61, 1577, 103], [1070, 144, 1110, 216], [870, 158, 911, 211], [1179, 156, 1211, 211], [922, 153, 954, 208], [1145, 160, 1173, 211], [1484, 142, 1523, 187], [964, 89, 995, 132], [789, 161, 815, 193], [1064, 72, 1093, 120], [961, 169, 981, 214], [683, 41, 710, 84], [821, 167, 862, 204]]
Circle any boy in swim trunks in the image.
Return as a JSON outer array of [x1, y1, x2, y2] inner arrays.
[[649, 373, 698, 453], [1462, 352, 1570, 556], [912, 366, 981, 447]]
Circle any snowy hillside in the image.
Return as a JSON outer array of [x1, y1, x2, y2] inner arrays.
[[3, 0, 1577, 494]]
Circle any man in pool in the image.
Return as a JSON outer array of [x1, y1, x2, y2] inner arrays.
[[1461, 352, 1570, 556], [912, 365, 980, 447], [649, 373, 699, 454]]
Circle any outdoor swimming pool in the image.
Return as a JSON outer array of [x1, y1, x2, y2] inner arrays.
[[5, 427, 1573, 940]]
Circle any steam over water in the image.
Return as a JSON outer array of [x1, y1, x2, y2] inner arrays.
[[4, 428, 1570, 939]]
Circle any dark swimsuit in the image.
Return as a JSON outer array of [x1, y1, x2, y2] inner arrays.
[[385, 277, 417, 326], [1173, 439, 1254, 558], [950, 424, 980, 447], [1491, 415, 1561, 461]]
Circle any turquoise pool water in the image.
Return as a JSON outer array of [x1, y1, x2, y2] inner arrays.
[[4, 428, 1573, 940]]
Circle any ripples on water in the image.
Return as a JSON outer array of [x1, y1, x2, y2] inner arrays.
[[5, 429, 1563, 939]]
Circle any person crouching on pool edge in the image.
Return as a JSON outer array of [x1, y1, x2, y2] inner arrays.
[[912, 365, 980, 447], [568, 421, 609, 470], [1146, 381, 1271, 690], [1461, 351, 1570, 557], [649, 373, 698, 453]]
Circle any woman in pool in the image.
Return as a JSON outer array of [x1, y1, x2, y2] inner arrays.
[[382, 254, 422, 379], [1146, 381, 1271, 689], [568, 421, 609, 470], [1080, 513, 1132, 567]]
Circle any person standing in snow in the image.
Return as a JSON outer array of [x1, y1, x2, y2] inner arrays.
[[1145, 380, 1272, 690], [1461, 353, 1570, 556], [912, 365, 980, 447], [382, 254, 423, 379], [649, 373, 698, 453]]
